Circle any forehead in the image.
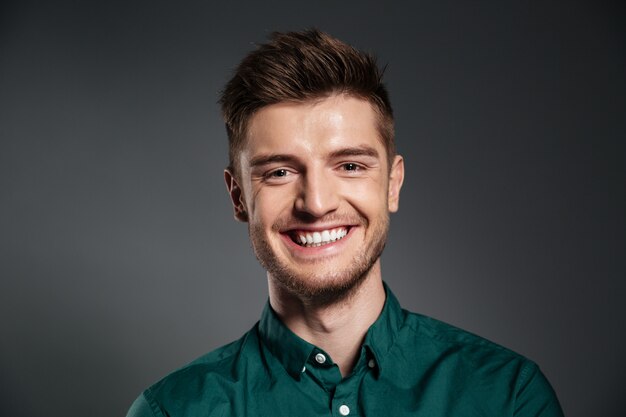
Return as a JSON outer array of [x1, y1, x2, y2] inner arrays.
[[242, 95, 383, 160]]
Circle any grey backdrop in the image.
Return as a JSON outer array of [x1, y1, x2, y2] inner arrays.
[[1, 1, 624, 416]]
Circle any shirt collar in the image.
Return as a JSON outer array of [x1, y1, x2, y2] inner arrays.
[[258, 302, 316, 380], [362, 283, 404, 373], [258, 283, 404, 380]]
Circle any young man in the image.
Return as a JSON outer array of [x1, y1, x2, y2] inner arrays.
[[127, 30, 563, 417]]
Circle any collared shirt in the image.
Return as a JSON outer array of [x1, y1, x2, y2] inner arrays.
[[127, 286, 563, 417]]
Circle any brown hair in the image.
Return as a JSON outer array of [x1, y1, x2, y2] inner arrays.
[[219, 29, 394, 176]]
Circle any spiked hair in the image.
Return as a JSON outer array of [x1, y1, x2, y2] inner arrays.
[[219, 29, 394, 176]]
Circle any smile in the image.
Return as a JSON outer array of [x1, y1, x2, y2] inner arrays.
[[289, 227, 349, 247]]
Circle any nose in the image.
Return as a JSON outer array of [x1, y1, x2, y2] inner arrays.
[[294, 167, 340, 218]]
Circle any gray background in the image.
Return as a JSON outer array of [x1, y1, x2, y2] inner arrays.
[[1, 1, 624, 416]]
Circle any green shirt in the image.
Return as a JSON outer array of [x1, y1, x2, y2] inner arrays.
[[127, 286, 563, 417]]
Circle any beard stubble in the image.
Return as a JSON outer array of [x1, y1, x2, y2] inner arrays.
[[248, 211, 390, 305]]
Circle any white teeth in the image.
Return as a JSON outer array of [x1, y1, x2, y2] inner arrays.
[[294, 228, 349, 247]]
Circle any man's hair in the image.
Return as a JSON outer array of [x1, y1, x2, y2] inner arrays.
[[219, 29, 394, 176]]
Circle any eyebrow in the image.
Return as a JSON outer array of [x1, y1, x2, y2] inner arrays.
[[249, 154, 298, 168], [328, 145, 380, 160], [248, 146, 380, 168]]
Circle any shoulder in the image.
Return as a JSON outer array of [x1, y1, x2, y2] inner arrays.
[[398, 310, 563, 416], [403, 309, 527, 365], [399, 310, 538, 393], [128, 325, 261, 417]]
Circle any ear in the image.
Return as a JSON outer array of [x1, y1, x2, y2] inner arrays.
[[224, 169, 249, 222], [387, 155, 405, 213]]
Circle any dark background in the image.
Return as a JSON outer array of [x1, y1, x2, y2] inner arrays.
[[1, 1, 624, 416]]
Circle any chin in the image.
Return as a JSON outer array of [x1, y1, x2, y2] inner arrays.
[[256, 245, 386, 305], [272, 266, 373, 305], [249, 214, 389, 304]]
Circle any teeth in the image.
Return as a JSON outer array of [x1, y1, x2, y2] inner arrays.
[[293, 228, 349, 247]]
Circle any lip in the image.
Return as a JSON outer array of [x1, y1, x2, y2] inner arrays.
[[279, 226, 356, 257], [280, 224, 355, 233]]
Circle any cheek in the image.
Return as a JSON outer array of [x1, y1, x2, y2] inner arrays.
[[340, 179, 387, 210], [250, 187, 294, 226]]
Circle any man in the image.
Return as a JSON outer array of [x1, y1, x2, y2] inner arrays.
[[127, 30, 563, 417]]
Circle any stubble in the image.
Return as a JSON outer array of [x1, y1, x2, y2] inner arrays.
[[248, 212, 389, 306]]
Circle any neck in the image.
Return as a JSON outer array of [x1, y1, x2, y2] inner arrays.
[[268, 263, 386, 377]]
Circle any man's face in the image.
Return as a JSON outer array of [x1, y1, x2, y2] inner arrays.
[[225, 95, 404, 302]]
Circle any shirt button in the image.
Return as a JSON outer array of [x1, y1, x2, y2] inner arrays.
[[368, 358, 376, 368], [315, 353, 326, 364], [301, 366, 306, 373], [339, 404, 350, 416]]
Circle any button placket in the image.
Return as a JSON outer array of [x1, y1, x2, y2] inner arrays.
[[331, 397, 353, 417], [306, 350, 342, 393], [331, 373, 360, 417]]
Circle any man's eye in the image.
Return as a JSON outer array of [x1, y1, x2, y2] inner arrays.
[[342, 163, 360, 171], [269, 169, 288, 178]]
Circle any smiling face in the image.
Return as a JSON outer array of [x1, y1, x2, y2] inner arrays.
[[225, 95, 404, 303]]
